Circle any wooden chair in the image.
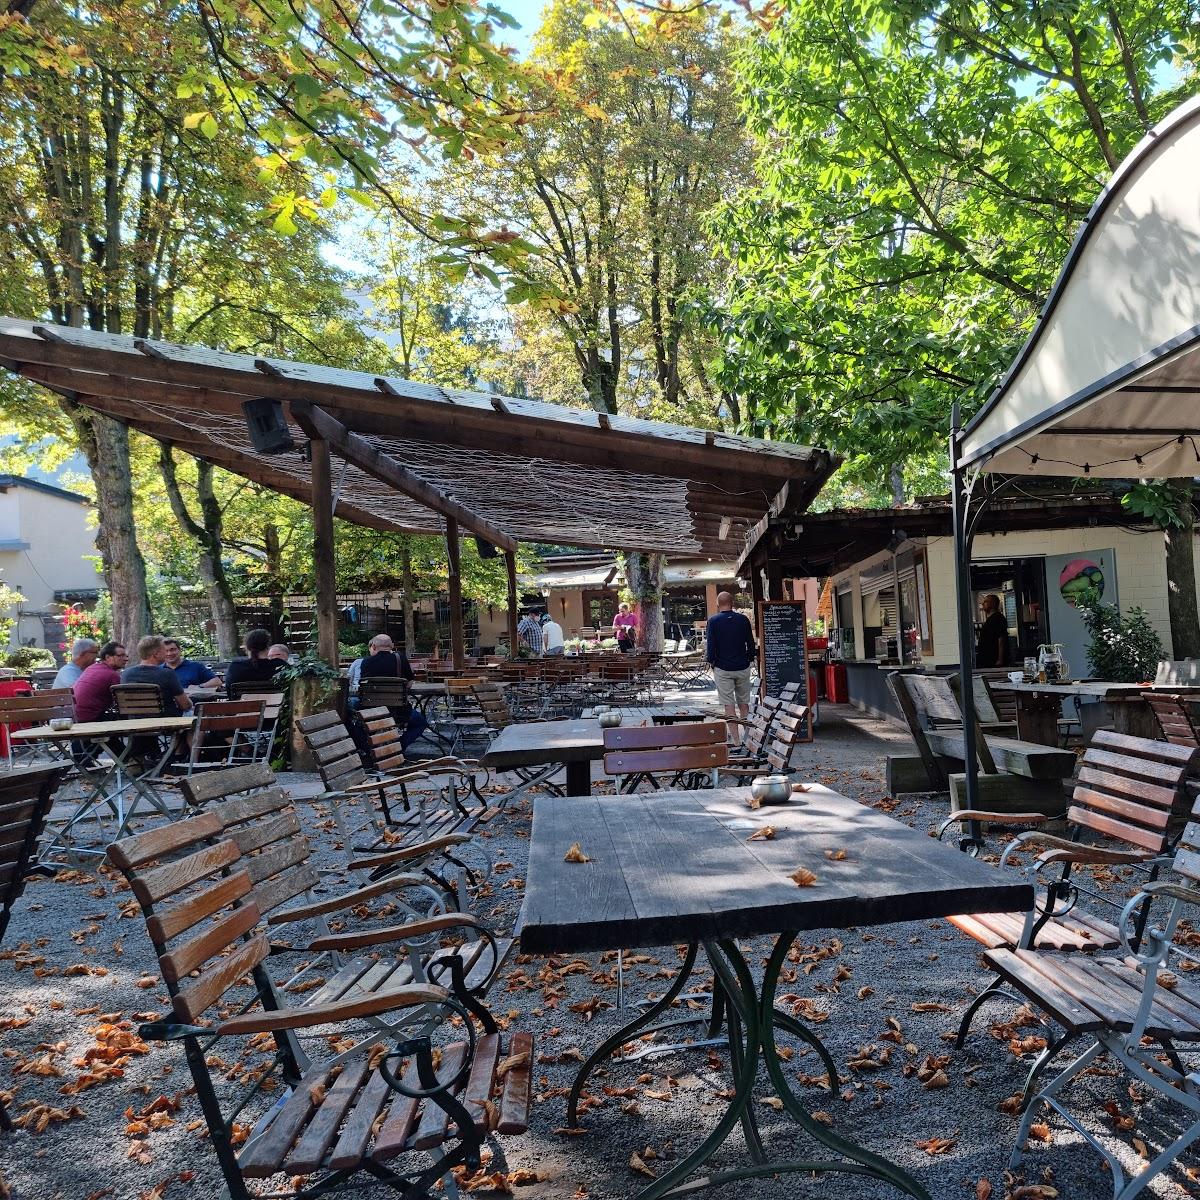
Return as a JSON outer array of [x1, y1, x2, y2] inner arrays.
[[725, 699, 809, 780], [359, 676, 410, 713], [111, 682, 169, 717], [106, 812, 532, 1200], [603, 720, 729, 792], [991, 803, 1200, 1199], [173, 698, 267, 772], [0, 689, 73, 760], [296, 712, 487, 895], [1144, 691, 1200, 746], [0, 764, 67, 1131], [943, 731, 1198, 1057]]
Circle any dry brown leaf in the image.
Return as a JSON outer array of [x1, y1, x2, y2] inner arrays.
[[922, 1070, 950, 1089], [790, 867, 818, 888], [975, 1181, 992, 1200], [911, 1002, 951, 1013], [745, 793, 762, 810], [997, 1094, 1024, 1115], [914, 1135, 957, 1155], [760, 1096, 784, 1110], [563, 843, 591, 863], [747, 826, 776, 841], [824, 848, 848, 861], [496, 1052, 529, 1078], [858, 986, 874, 1000], [810, 1110, 833, 1125], [629, 1152, 656, 1179], [1027, 1122, 1053, 1143]]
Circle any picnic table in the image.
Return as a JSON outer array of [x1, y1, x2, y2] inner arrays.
[[580, 704, 708, 724], [12, 716, 194, 861], [519, 784, 1032, 1200], [990, 680, 1200, 744]]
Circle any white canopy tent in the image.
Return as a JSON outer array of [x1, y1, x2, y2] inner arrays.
[[958, 94, 1200, 479], [950, 94, 1200, 827]]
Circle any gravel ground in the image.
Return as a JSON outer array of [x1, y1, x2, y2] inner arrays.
[[1, 699, 1197, 1200]]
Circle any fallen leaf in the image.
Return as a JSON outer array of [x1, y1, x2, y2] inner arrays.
[[922, 1070, 950, 1089], [911, 1002, 951, 1013], [760, 1096, 783, 1110], [790, 867, 818, 888], [824, 848, 847, 861], [747, 826, 776, 841], [496, 1052, 529, 1078], [1027, 1122, 1053, 1143], [629, 1152, 656, 1178], [563, 843, 591, 863], [914, 1135, 957, 1155], [976, 1181, 992, 1200]]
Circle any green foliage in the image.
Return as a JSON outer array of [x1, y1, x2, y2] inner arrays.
[[5, 646, 55, 671], [712, 0, 1197, 487], [274, 654, 340, 686], [1122, 481, 1191, 530], [0, 579, 25, 649], [1077, 598, 1165, 683]]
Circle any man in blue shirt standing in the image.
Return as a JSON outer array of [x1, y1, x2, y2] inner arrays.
[[705, 591, 756, 721]]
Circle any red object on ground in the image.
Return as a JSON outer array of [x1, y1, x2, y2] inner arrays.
[[806, 636, 829, 652], [825, 663, 849, 704], [809, 667, 824, 701], [0, 679, 34, 756]]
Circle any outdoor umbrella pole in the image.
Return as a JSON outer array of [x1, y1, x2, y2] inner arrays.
[[951, 404, 982, 837]]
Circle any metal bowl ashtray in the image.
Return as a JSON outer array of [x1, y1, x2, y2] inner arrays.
[[597, 710, 623, 728], [750, 775, 793, 806], [48, 717, 73, 731]]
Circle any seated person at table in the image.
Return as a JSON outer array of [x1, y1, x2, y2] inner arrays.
[[122, 634, 193, 713], [162, 637, 219, 691], [350, 634, 428, 751], [267, 642, 292, 664], [53, 637, 99, 689], [225, 628, 284, 692], [73, 641, 129, 722]]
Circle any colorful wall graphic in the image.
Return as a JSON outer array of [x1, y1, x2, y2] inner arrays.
[[1058, 558, 1105, 607]]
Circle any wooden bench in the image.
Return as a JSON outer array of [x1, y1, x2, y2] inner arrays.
[[887, 671, 1074, 814], [988, 803, 1200, 1197], [106, 810, 531, 1200], [941, 730, 1197, 1054]]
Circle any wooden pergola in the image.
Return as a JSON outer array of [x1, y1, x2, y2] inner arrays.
[[0, 316, 838, 664]]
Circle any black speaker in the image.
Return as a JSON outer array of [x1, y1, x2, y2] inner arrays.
[[474, 536, 499, 559], [242, 397, 295, 455]]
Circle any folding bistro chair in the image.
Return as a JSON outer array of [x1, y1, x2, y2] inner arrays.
[[602, 720, 729, 793]]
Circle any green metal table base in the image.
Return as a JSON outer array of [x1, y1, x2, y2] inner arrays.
[[568, 933, 931, 1200]]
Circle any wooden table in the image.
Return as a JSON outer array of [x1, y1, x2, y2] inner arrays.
[[520, 785, 1032, 1200], [991, 681, 1200, 744], [12, 717, 195, 859], [580, 704, 708, 724], [482, 718, 606, 796]]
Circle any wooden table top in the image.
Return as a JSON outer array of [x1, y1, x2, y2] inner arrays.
[[482, 718, 608, 768], [519, 785, 1033, 955], [580, 705, 709, 722], [991, 681, 1200, 699], [12, 716, 195, 741]]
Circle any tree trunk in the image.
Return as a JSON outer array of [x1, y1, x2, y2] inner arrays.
[[1165, 480, 1200, 658], [69, 406, 151, 645], [622, 551, 665, 652], [289, 675, 337, 772]]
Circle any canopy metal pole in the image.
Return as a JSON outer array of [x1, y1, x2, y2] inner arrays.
[[950, 403, 980, 825]]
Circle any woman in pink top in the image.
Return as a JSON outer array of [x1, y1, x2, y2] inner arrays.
[[614, 602, 638, 652], [73, 641, 129, 721]]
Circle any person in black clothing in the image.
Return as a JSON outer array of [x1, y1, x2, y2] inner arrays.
[[975, 594, 1009, 668], [225, 628, 284, 693], [353, 634, 428, 750], [705, 591, 757, 720]]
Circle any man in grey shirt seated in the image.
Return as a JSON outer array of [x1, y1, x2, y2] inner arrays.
[[53, 638, 99, 689], [121, 635, 193, 713]]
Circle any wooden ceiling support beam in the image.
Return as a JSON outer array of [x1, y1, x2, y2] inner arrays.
[[291, 401, 518, 554]]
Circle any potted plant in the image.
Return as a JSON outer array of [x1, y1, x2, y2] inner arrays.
[[1076, 598, 1165, 683], [273, 655, 341, 771]]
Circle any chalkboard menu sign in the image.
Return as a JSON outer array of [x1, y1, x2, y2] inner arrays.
[[757, 600, 813, 740]]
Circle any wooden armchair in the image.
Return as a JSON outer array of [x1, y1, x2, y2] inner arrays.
[[106, 813, 531, 1200], [994, 805, 1200, 1199]]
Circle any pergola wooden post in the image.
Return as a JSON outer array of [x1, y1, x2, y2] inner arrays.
[[310, 436, 339, 666], [505, 549, 520, 659], [445, 516, 465, 669]]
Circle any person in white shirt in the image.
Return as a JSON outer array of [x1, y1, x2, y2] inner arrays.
[[541, 613, 565, 655], [52, 638, 98, 688]]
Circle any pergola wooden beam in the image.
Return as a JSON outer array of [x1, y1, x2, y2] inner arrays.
[[291, 401, 518, 554]]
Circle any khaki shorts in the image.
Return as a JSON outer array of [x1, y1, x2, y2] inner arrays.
[[713, 666, 754, 707]]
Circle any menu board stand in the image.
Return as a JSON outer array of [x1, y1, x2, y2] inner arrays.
[[757, 600, 813, 741]]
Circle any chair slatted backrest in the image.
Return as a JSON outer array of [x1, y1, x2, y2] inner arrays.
[[603, 720, 729, 779], [179, 760, 275, 811], [358, 677, 409, 711], [107, 815, 269, 1025], [189, 698, 266, 766], [1068, 730, 1199, 852], [973, 670, 1018, 723], [1144, 693, 1199, 746], [0, 766, 65, 941], [295, 710, 370, 791], [0, 687, 73, 728], [904, 675, 964, 727], [471, 682, 514, 731], [112, 683, 168, 717], [760, 702, 810, 771], [738, 696, 782, 759], [1168, 801, 1200, 883], [356, 706, 407, 775]]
